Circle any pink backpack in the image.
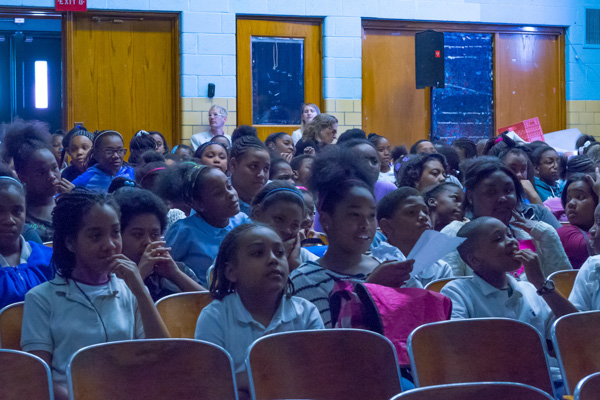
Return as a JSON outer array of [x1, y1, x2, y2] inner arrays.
[[330, 281, 452, 366]]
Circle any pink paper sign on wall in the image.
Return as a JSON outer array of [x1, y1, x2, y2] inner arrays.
[[498, 117, 544, 143]]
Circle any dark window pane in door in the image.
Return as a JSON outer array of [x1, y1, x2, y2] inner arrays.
[[431, 32, 494, 144], [251, 37, 304, 125], [0, 35, 10, 125]]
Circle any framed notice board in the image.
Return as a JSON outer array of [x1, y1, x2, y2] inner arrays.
[[431, 32, 494, 144]]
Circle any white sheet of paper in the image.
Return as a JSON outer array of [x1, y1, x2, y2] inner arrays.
[[406, 230, 466, 278]]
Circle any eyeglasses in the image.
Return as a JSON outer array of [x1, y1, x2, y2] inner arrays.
[[102, 148, 127, 157]]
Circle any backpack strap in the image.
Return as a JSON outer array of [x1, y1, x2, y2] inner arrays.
[[354, 283, 385, 334]]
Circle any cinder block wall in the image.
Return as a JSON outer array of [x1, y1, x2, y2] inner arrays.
[[8, 0, 594, 143]]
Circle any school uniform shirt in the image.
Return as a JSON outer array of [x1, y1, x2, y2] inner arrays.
[[21, 274, 145, 386], [61, 164, 83, 182], [534, 176, 562, 202], [569, 255, 600, 311], [0, 238, 53, 309], [144, 262, 200, 302], [195, 292, 324, 373], [291, 128, 302, 145], [72, 164, 135, 193], [370, 241, 453, 288], [165, 212, 252, 286], [291, 260, 371, 328], [378, 169, 397, 186], [557, 225, 589, 269], [441, 273, 560, 380], [441, 219, 572, 280], [25, 212, 53, 243], [190, 132, 232, 151], [239, 199, 252, 218]]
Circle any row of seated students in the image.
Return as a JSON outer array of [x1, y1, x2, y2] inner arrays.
[[1, 115, 600, 399]]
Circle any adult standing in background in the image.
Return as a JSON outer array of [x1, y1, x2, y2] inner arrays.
[[295, 114, 338, 156], [292, 103, 320, 145], [191, 105, 232, 150]]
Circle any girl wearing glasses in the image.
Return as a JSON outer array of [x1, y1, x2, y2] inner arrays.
[[72, 130, 134, 193]]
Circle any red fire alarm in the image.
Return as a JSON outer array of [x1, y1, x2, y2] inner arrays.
[[435, 50, 441, 58]]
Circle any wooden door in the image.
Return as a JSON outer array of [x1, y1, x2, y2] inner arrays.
[[64, 12, 180, 148], [495, 33, 565, 134], [362, 28, 429, 147], [237, 18, 322, 141]]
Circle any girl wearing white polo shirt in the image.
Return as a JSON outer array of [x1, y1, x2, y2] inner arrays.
[[195, 223, 324, 400], [21, 189, 169, 400]]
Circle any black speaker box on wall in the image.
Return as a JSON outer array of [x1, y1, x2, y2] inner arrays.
[[415, 30, 445, 89]]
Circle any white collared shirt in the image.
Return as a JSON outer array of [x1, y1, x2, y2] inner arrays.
[[569, 254, 600, 311], [0, 236, 32, 266], [190, 131, 232, 151], [195, 292, 324, 373], [441, 273, 554, 339], [21, 275, 144, 386]]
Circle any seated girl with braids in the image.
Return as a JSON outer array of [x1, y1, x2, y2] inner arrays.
[[21, 189, 169, 400], [165, 162, 251, 286], [2, 119, 74, 242], [196, 223, 323, 400], [0, 162, 53, 309]]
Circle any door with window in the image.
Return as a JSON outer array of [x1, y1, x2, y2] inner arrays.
[[0, 32, 62, 132], [237, 18, 322, 141]]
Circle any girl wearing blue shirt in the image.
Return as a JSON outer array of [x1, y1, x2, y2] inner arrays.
[[72, 130, 134, 193], [0, 171, 53, 309], [164, 163, 251, 285]]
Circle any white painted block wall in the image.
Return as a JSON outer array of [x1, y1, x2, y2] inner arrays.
[[4, 0, 595, 100]]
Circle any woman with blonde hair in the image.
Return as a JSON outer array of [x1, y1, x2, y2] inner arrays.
[[292, 103, 321, 145], [295, 113, 338, 156]]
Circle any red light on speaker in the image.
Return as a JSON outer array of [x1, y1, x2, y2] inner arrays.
[[435, 50, 441, 58]]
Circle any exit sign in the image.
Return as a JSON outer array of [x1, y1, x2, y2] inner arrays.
[[55, 0, 87, 11]]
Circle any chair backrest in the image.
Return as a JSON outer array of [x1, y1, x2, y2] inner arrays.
[[68, 339, 237, 400], [155, 291, 213, 338], [246, 329, 402, 400], [0, 349, 53, 399], [548, 270, 578, 297], [0, 302, 24, 350], [391, 382, 554, 400], [408, 318, 554, 396], [552, 311, 600, 394], [424, 277, 471, 293], [574, 372, 600, 400]]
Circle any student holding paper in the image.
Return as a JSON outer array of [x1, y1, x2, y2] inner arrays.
[[372, 187, 455, 288]]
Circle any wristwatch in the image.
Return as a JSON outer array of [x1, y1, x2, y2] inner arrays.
[[536, 279, 556, 296]]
